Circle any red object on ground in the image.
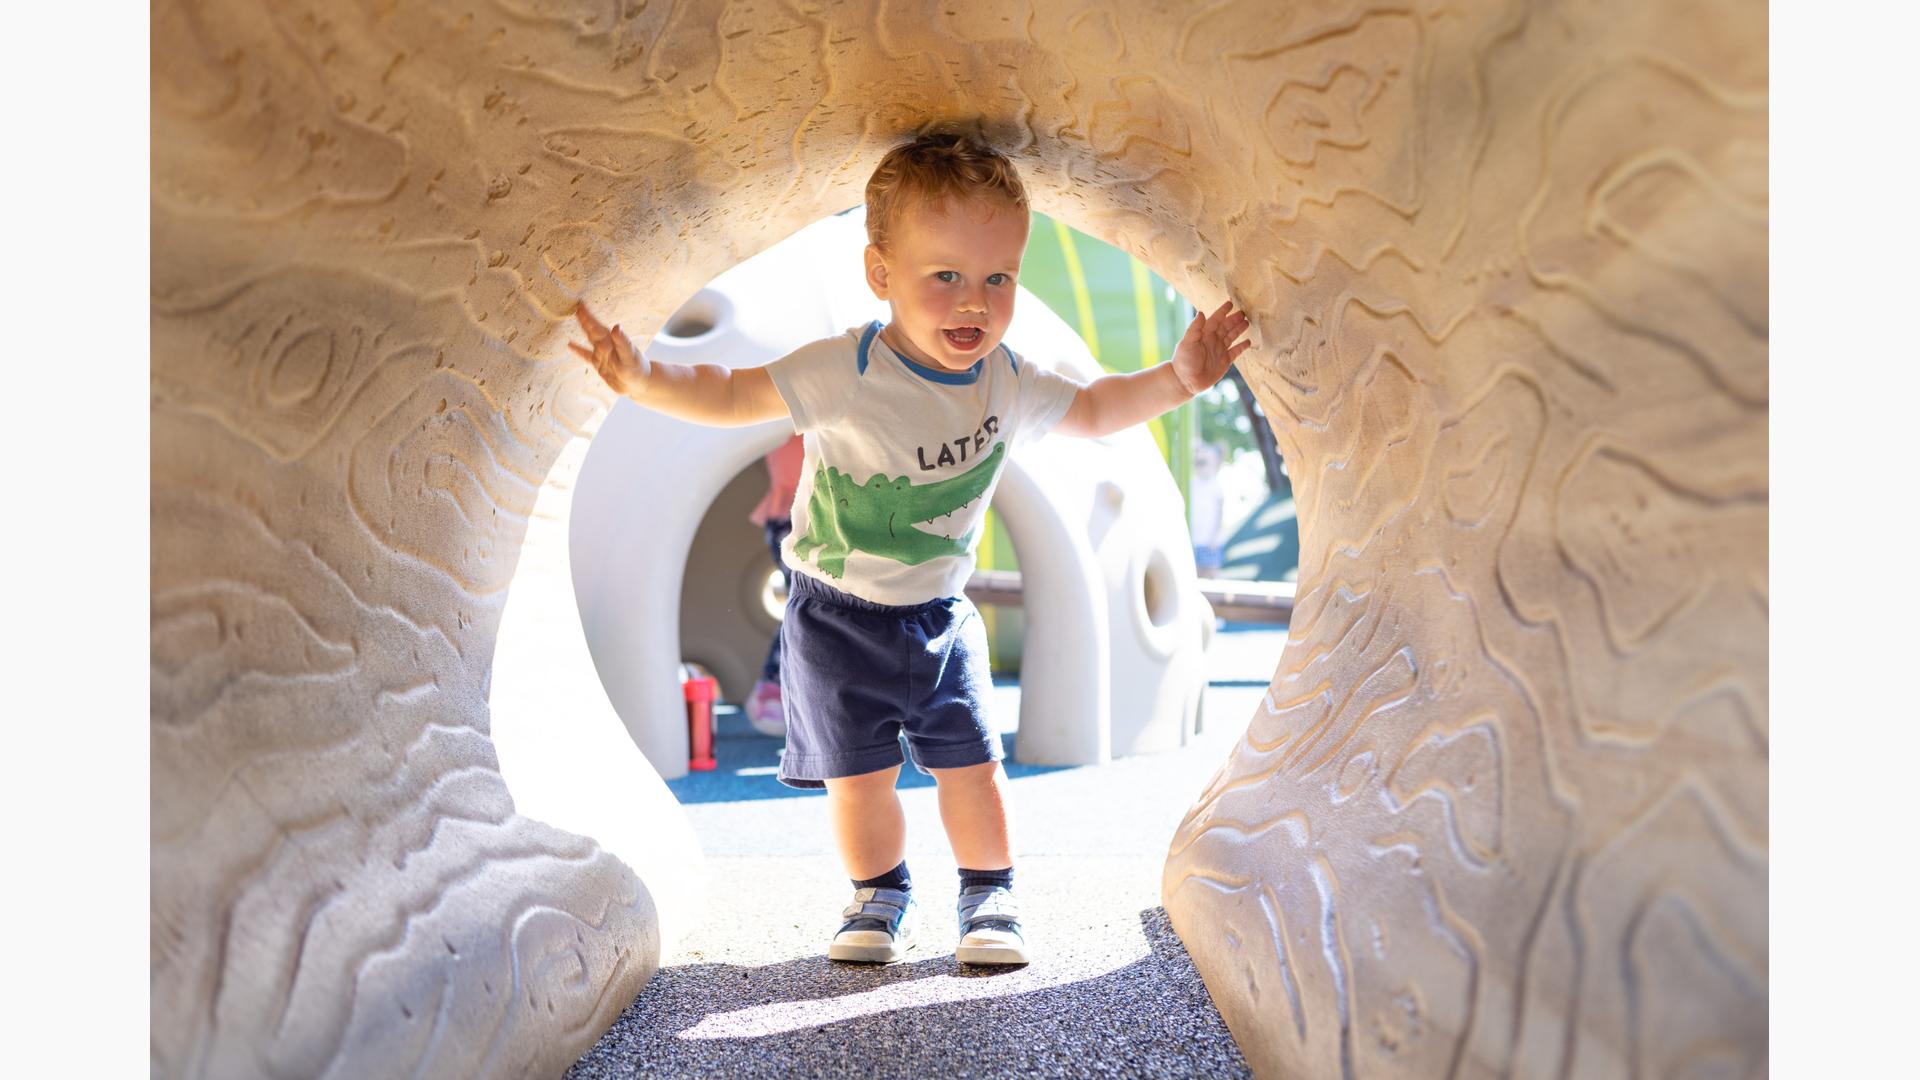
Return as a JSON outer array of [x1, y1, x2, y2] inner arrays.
[[684, 675, 719, 771]]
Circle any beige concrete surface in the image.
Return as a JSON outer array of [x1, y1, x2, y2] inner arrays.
[[152, 1, 1766, 1076]]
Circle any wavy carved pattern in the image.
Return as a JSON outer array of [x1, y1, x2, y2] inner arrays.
[[153, 0, 1765, 1076], [1160, 0, 1768, 1076]]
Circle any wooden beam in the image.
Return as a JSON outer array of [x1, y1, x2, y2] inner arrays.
[[964, 569, 1293, 625]]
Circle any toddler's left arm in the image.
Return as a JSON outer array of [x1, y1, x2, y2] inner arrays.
[[1053, 300, 1252, 439]]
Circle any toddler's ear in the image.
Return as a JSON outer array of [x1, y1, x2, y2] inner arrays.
[[863, 244, 890, 300]]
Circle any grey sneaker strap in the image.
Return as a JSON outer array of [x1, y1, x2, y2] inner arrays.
[[958, 884, 1021, 933], [840, 887, 912, 933]]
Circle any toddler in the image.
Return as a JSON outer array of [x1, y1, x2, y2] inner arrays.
[[571, 131, 1251, 965]]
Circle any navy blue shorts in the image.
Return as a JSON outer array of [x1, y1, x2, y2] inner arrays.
[[776, 572, 1001, 789]]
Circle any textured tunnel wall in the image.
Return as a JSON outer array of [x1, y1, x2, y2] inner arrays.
[[152, 1, 1766, 1077]]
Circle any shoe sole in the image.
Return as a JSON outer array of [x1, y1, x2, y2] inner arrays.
[[828, 925, 915, 964], [828, 940, 909, 963], [956, 941, 1030, 966]]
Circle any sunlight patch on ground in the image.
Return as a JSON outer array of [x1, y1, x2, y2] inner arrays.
[[675, 941, 1148, 1040]]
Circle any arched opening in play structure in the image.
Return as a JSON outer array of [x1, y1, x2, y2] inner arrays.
[[479, 194, 1302, 1025], [492, 203, 1305, 1074]]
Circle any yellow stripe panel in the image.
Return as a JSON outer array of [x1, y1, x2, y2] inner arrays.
[[1131, 257, 1160, 367], [1053, 218, 1101, 364]]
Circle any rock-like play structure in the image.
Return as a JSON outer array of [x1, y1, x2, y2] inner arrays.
[[152, 2, 1767, 1077]]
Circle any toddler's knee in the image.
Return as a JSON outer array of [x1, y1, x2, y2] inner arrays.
[[930, 760, 1001, 786], [825, 764, 901, 795]]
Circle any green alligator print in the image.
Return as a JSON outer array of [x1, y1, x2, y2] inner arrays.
[[793, 442, 1007, 579]]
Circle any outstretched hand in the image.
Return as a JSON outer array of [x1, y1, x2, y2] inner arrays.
[[1171, 300, 1253, 397], [569, 301, 650, 396]]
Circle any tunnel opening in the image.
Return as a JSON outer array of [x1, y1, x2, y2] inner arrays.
[[516, 199, 1299, 1072], [465, 193, 1294, 1073], [659, 288, 731, 343]]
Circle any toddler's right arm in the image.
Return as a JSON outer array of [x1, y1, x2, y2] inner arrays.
[[569, 302, 789, 427]]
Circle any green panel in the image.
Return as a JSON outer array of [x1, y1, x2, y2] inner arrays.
[[1024, 212, 1180, 375], [986, 213, 1195, 666]]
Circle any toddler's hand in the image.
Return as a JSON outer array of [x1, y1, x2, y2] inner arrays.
[[1171, 301, 1253, 397], [569, 301, 651, 396]]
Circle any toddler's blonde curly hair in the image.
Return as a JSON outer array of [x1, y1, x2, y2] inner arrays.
[[864, 131, 1029, 252]]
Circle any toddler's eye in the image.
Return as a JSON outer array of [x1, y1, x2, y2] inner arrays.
[[935, 271, 958, 283], [987, 273, 1011, 286]]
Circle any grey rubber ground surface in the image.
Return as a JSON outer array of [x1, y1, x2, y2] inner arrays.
[[567, 626, 1282, 1079]]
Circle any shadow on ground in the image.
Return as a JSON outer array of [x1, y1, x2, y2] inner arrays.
[[567, 907, 1249, 1079]]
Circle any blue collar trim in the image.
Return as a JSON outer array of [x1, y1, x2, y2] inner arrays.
[[855, 321, 881, 376], [863, 321, 986, 385]]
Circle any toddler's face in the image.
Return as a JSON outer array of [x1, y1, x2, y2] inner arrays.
[[865, 196, 1029, 373]]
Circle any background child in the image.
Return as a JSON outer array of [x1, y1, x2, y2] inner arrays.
[[1190, 440, 1227, 578], [744, 433, 804, 736], [571, 131, 1251, 966]]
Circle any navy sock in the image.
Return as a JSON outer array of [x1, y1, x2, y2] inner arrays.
[[853, 860, 912, 893], [958, 866, 1013, 891]]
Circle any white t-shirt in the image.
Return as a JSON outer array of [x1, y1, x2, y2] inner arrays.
[[766, 321, 1082, 605]]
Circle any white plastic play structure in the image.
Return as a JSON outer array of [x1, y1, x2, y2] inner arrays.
[[568, 212, 1210, 780]]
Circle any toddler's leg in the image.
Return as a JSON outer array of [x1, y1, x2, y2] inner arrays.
[[823, 764, 906, 879], [823, 764, 916, 962], [929, 761, 1012, 870], [931, 761, 1027, 965]]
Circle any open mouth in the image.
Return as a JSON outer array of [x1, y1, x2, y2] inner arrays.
[[920, 495, 985, 540], [942, 326, 984, 350]]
